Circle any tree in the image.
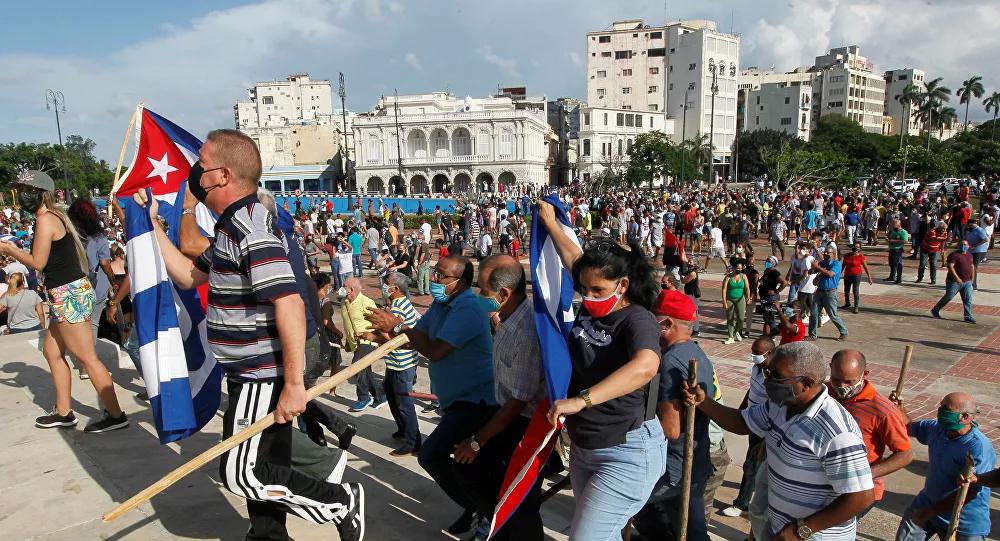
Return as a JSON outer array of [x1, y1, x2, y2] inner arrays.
[[731, 128, 799, 179], [625, 131, 680, 188], [808, 114, 891, 169], [983, 91, 1000, 141], [956, 75, 985, 132], [761, 141, 854, 191], [937, 106, 958, 139], [881, 145, 958, 182], [0, 136, 114, 195], [591, 151, 630, 192], [895, 82, 922, 147], [917, 77, 952, 148], [679, 132, 711, 186]]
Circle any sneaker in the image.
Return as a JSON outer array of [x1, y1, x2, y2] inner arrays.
[[371, 398, 389, 410], [721, 505, 745, 518], [389, 445, 419, 457], [467, 516, 490, 541], [837, 334, 848, 341], [349, 398, 373, 412], [852, 307, 859, 314], [965, 318, 977, 324], [447, 509, 477, 535], [84, 411, 129, 433], [422, 402, 441, 414], [336, 483, 366, 541], [724, 338, 738, 345], [930, 309, 941, 319], [78, 368, 90, 380], [35, 410, 78, 429]]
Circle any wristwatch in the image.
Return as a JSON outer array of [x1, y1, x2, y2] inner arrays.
[[580, 388, 593, 408], [392, 322, 406, 334], [796, 519, 814, 540], [469, 436, 481, 453], [182, 208, 196, 216]]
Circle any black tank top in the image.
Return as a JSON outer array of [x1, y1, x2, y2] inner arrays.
[[42, 217, 85, 289]]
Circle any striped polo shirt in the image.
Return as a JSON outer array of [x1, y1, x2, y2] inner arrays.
[[747, 363, 767, 408], [194, 193, 299, 381], [743, 385, 873, 540], [385, 295, 419, 371]]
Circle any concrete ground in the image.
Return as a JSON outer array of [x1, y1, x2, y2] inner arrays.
[[0, 238, 998, 540]]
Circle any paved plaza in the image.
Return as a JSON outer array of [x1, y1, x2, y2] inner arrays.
[[1, 240, 998, 540]]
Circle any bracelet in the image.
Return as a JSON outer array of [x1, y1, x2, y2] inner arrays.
[[182, 208, 196, 216], [580, 388, 593, 408]]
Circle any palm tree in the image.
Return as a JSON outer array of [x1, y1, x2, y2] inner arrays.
[[895, 82, 921, 148], [937, 106, 958, 139], [957, 75, 985, 132], [984, 91, 1000, 141], [919, 77, 952, 148]]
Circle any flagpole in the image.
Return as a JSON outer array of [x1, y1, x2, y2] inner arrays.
[[102, 333, 410, 523], [110, 103, 142, 197]]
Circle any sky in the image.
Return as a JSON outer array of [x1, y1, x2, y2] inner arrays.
[[2, 0, 999, 165]]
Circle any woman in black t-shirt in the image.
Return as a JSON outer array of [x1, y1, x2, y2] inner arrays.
[[537, 199, 667, 541]]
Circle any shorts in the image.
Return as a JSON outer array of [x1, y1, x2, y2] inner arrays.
[[710, 247, 726, 259], [47, 276, 96, 325]]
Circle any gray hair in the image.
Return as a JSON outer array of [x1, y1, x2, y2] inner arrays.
[[388, 271, 410, 292], [775, 341, 827, 382], [486, 259, 526, 295], [258, 188, 277, 216]]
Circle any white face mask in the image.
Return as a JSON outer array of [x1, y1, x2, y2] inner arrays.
[[751, 353, 766, 364]]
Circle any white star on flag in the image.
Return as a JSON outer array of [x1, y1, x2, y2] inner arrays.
[[146, 152, 178, 184]]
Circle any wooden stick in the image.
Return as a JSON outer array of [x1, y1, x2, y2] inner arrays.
[[102, 333, 410, 523], [110, 103, 141, 197], [945, 453, 976, 541], [678, 358, 699, 541], [892, 344, 914, 400]]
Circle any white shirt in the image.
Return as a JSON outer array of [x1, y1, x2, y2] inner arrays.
[[420, 223, 432, 241], [333, 218, 344, 233], [710, 227, 724, 248], [479, 233, 492, 252]]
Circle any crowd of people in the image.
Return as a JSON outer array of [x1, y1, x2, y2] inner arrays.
[[2, 135, 999, 541]]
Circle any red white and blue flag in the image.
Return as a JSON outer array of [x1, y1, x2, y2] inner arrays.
[[489, 192, 578, 538], [115, 106, 221, 443]]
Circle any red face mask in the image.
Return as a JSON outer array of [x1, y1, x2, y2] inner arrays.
[[582, 281, 623, 318]]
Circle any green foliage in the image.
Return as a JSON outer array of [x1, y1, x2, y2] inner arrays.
[[731, 129, 800, 179], [881, 146, 959, 181], [0, 135, 115, 195], [806, 114, 892, 168], [625, 132, 680, 188], [941, 132, 1000, 177], [761, 141, 855, 190]]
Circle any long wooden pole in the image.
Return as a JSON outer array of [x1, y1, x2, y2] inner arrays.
[[102, 333, 409, 523], [945, 453, 976, 541], [110, 103, 141, 197], [678, 358, 699, 541], [892, 345, 914, 400]]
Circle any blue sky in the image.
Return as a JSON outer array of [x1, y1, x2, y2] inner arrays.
[[2, 0, 998, 164]]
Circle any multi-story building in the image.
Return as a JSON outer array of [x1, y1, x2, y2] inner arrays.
[[352, 91, 550, 195], [586, 19, 740, 181], [235, 73, 355, 171], [810, 46, 886, 134], [884, 68, 926, 137], [576, 106, 674, 184], [548, 97, 584, 186], [740, 68, 816, 141]]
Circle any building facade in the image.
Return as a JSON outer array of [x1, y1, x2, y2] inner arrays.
[[884, 68, 926, 137], [576, 106, 674, 183], [586, 19, 740, 181], [740, 68, 816, 141], [811, 46, 886, 134], [548, 97, 584, 186], [235, 73, 355, 169], [352, 92, 550, 195]]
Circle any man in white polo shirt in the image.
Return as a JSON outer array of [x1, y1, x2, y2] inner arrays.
[[684, 341, 873, 540]]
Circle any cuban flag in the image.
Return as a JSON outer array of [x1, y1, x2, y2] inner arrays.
[[489, 192, 577, 538], [115, 106, 221, 443]]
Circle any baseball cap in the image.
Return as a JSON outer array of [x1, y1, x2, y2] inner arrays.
[[653, 289, 697, 322], [15, 170, 55, 192]]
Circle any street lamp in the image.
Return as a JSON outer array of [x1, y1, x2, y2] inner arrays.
[[679, 84, 693, 186], [45, 89, 69, 196], [707, 59, 720, 185]]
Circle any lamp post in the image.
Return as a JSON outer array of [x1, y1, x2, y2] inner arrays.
[[679, 85, 692, 186], [707, 60, 720, 185], [45, 89, 69, 196], [338, 72, 351, 194]]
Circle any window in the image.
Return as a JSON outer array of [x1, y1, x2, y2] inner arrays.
[[756, 95, 760, 105], [689, 63, 696, 70], [284, 179, 301, 193], [648, 48, 665, 57], [622, 105, 632, 110], [627, 139, 634, 152], [784, 97, 790, 105], [367, 134, 381, 162], [596, 88, 606, 98], [622, 87, 631, 94], [583, 173, 591, 183], [583, 112, 590, 125], [583, 139, 591, 156], [755, 116, 760, 126], [617, 140, 623, 155], [648, 104, 658, 111], [262, 96, 274, 105], [648, 85, 658, 93], [598, 35, 611, 43], [622, 69, 632, 76], [604, 113, 608, 125], [650, 67, 659, 75], [636, 115, 643, 127], [898, 74, 908, 80], [499, 130, 513, 157], [668, 83, 673, 90], [615, 50, 632, 60], [617, 113, 624, 126], [275, 138, 284, 151], [264, 180, 282, 192], [601, 51, 612, 58], [596, 70, 606, 78], [476, 130, 491, 155], [625, 114, 634, 127], [650, 31, 662, 39], [780, 117, 792, 125]]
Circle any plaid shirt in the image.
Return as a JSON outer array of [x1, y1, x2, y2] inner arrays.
[[493, 297, 545, 418]]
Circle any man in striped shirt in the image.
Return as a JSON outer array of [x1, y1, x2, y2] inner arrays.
[[137, 129, 364, 541], [685, 341, 873, 541], [360, 272, 421, 456]]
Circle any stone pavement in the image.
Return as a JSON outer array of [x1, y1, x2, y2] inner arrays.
[[0, 237, 997, 540]]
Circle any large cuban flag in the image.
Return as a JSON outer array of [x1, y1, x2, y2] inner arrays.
[[116, 106, 221, 443], [489, 192, 578, 538]]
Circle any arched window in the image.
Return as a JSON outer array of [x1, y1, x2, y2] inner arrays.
[[452, 128, 472, 156], [477, 130, 491, 156], [407, 130, 427, 158], [499, 129, 513, 157], [387, 131, 399, 161], [432, 129, 449, 157], [626, 138, 633, 153], [583, 138, 591, 156], [617, 139, 623, 156]]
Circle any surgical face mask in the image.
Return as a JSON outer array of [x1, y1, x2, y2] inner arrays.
[[936, 406, 966, 432], [476, 292, 501, 313], [337, 287, 347, 299], [381, 284, 391, 297], [17, 189, 43, 213], [582, 280, 624, 318], [959, 245, 968, 253], [750, 353, 766, 364], [429, 278, 457, 302], [765, 379, 798, 406], [764, 262, 773, 270], [187, 162, 208, 202], [833, 379, 865, 400]]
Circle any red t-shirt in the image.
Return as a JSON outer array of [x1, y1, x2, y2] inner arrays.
[[958, 206, 972, 224], [780, 320, 807, 344], [841, 252, 866, 277], [438, 246, 450, 258]]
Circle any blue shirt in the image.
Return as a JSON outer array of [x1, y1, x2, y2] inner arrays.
[[414, 287, 496, 408], [804, 209, 819, 229], [845, 211, 860, 226], [965, 226, 989, 254], [911, 421, 996, 537], [348, 232, 364, 255], [815, 259, 842, 289]]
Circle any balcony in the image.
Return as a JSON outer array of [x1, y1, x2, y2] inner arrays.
[[353, 109, 541, 126], [360, 153, 510, 167]]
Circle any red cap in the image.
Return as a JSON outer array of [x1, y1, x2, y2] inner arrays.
[[653, 289, 697, 321]]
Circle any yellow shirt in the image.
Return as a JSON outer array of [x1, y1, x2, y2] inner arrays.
[[340, 293, 376, 351]]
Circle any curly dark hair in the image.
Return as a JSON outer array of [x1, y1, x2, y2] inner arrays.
[[67, 198, 104, 238]]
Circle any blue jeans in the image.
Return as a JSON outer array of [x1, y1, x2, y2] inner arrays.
[[895, 503, 985, 541], [809, 288, 848, 337], [352, 344, 384, 403], [331, 259, 342, 289], [917, 251, 938, 282], [418, 401, 496, 512], [383, 366, 420, 449], [889, 248, 904, 281], [569, 419, 667, 541], [367, 247, 378, 269], [352, 253, 363, 277], [686, 294, 701, 333], [933, 280, 974, 321]]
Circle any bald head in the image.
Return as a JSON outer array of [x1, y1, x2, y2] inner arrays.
[[480, 255, 526, 297], [439, 254, 473, 287], [943, 392, 976, 414], [831, 349, 867, 379]]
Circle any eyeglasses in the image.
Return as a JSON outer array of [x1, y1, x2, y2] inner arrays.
[[761, 366, 806, 383], [432, 269, 460, 280]]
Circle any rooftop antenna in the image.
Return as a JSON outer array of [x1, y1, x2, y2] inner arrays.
[[730, 9, 734, 34]]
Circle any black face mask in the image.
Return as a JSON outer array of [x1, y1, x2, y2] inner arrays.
[[187, 162, 208, 202], [18, 189, 43, 213]]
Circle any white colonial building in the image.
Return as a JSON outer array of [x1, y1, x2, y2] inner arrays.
[[577, 106, 674, 183], [352, 92, 550, 195]]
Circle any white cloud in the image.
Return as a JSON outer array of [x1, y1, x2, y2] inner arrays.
[[477, 46, 521, 79], [404, 52, 423, 71]]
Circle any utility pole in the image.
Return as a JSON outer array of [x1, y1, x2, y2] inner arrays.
[[338, 72, 350, 194], [707, 60, 720, 185], [45, 89, 69, 198], [393, 89, 405, 196], [680, 86, 690, 186]]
